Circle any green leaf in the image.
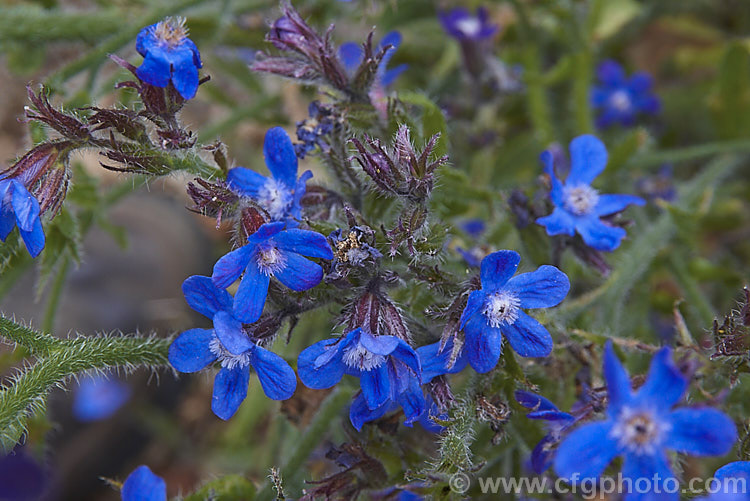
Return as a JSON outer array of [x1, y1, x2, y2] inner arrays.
[[184, 475, 256, 501], [711, 43, 750, 139]]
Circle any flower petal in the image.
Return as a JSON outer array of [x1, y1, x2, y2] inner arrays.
[[459, 289, 486, 330], [247, 221, 286, 244], [168, 328, 216, 373], [170, 46, 200, 100], [212, 245, 253, 289], [575, 216, 627, 252], [515, 390, 560, 412], [632, 347, 687, 412], [122, 465, 167, 501], [213, 311, 253, 355], [596, 60, 626, 86], [505, 265, 570, 309], [463, 314, 502, 373], [136, 51, 171, 88], [380, 64, 408, 87], [273, 228, 333, 259], [665, 408, 737, 456], [621, 451, 677, 501], [290, 170, 313, 220], [502, 311, 553, 358], [19, 218, 45, 258], [416, 339, 468, 384], [274, 250, 323, 291], [603, 341, 632, 417], [541, 150, 565, 206], [536, 208, 576, 237], [182, 275, 232, 318], [567, 134, 608, 186], [360, 363, 392, 409], [715, 462, 750, 482], [10, 182, 40, 233], [391, 340, 421, 379], [232, 261, 270, 323], [594, 194, 645, 217], [359, 331, 399, 355], [480, 250, 521, 291], [338, 42, 363, 71], [263, 126, 298, 189], [226, 167, 269, 198], [298, 338, 346, 389], [396, 373, 425, 426], [211, 366, 250, 420], [250, 345, 297, 400], [349, 392, 389, 431], [554, 421, 620, 482]]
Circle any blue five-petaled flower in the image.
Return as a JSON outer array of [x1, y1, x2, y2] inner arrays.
[[591, 60, 660, 129], [297, 327, 424, 431], [536, 134, 645, 252], [0, 178, 45, 257], [168, 275, 297, 420], [136, 17, 203, 100], [121, 465, 166, 501], [212, 221, 333, 323], [339, 31, 408, 88], [439, 6, 499, 41], [457, 250, 570, 372], [227, 127, 312, 222], [554, 341, 737, 501]]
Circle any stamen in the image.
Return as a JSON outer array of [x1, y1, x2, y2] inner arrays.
[[342, 342, 386, 371], [456, 18, 482, 37], [609, 90, 632, 112], [482, 291, 520, 328], [153, 17, 189, 48], [256, 246, 286, 276], [259, 178, 293, 220], [563, 184, 600, 216], [209, 336, 252, 370], [609, 407, 671, 455]]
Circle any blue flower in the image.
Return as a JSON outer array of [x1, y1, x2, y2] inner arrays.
[[515, 390, 576, 474], [226, 127, 312, 222], [121, 465, 166, 501], [591, 60, 660, 129], [536, 135, 645, 252], [0, 178, 45, 257], [339, 31, 408, 88], [439, 7, 499, 41], [457, 250, 569, 372], [136, 17, 203, 100], [212, 222, 332, 323], [554, 342, 737, 500], [417, 337, 469, 384], [698, 462, 750, 500], [73, 374, 131, 422], [169, 275, 297, 419], [294, 101, 338, 159], [0, 447, 47, 501], [298, 328, 424, 431]]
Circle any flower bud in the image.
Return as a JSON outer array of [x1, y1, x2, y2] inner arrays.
[[2, 141, 72, 215]]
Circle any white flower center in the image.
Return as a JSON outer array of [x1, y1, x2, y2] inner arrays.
[[563, 184, 599, 215], [342, 342, 386, 371], [256, 246, 286, 276], [259, 178, 293, 221], [609, 407, 671, 456], [482, 291, 520, 328], [209, 336, 252, 370], [609, 90, 632, 112], [456, 17, 482, 37], [153, 17, 188, 48]]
